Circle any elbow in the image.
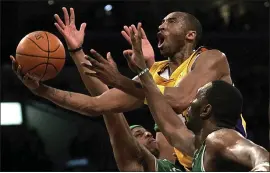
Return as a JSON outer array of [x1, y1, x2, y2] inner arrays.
[[166, 96, 189, 113], [174, 100, 189, 113]]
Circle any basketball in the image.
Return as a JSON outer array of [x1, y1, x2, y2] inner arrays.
[[16, 31, 65, 81]]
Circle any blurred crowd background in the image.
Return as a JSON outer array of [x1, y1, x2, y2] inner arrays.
[[1, 0, 269, 171]]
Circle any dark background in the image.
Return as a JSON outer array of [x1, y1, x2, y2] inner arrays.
[[1, 0, 269, 171]]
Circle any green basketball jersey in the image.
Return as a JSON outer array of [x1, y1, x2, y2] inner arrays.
[[192, 143, 206, 172], [156, 159, 185, 172]]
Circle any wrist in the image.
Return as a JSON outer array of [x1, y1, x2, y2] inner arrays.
[[69, 50, 85, 63], [139, 71, 155, 87], [138, 68, 149, 77], [113, 74, 127, 89], [68, 45, 83, 53]]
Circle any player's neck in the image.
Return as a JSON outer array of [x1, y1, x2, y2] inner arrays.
[[168, 44, 193, 73], [195, 121, 220, 149]]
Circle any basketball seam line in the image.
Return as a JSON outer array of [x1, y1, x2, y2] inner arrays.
[[27, 37, 61, 52], [24, 63, 59, 74], [16, 53, 65, 59], [40, 32, 50, 81]]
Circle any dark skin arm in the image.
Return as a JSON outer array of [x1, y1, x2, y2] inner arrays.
[[104, 112, 156, 171], [206, 129, 269, 172], [139, 71, 196, 157]]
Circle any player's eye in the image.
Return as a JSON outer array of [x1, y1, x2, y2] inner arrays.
[[135, 132, 143, 137], [168, 18, 176, 23]]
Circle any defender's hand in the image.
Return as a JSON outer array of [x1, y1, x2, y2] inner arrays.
[[81, 49, 122, 87], [121, 24, 155, 68], [125, 23, 148, 74], [54, 7, 86, 50]]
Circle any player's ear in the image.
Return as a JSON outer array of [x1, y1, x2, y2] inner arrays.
[[185, 30, 196, 42], [200, 104, 212, 120]]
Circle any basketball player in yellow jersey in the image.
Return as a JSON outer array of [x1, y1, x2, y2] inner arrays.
[[79, 13, 247, 170]]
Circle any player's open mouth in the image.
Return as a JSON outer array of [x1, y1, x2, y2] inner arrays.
[[157, 32, 165, 48]]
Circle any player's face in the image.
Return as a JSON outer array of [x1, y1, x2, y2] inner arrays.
[[186, 83, 212, 133], [131, 127, 160, 157], [157, 12, 187, 58]]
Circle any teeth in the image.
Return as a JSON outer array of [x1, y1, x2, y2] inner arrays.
[[157, 33, 165, 48], [158, 39, 164, 48]]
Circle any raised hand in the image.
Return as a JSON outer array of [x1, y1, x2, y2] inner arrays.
[[10, 55, 40, 90], [81, 49, 122, 87], [121, 24, 155, 68], [54, 7, 86, 50], [124, 23, 148, 74]]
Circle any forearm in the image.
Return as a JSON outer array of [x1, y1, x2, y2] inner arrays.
[[113, 75, 145, 99], [103, 113, 147, 171], [32, 84, 101, 116], [140, 72, 194, 155], [70, 50, 109, 96]]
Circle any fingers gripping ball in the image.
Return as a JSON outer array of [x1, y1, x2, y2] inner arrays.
[[16, 31, 65, 81]]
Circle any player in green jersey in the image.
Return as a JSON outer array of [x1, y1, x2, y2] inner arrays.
[[128, 25, 269, 171]]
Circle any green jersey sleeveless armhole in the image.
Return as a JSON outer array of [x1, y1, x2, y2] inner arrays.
[[192, 143, 206, 172]]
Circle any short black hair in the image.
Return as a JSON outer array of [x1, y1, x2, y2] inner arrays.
[[205, 80, 243, 128], [182, 13, 202, 47]]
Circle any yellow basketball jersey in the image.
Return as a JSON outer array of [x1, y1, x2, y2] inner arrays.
[[147, 47, 246, 170]]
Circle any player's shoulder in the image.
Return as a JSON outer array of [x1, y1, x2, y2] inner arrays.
[[197, 46, 226, 57], [193, 48, 229, 70], [199, 48, 227, 61], [205, 129, 244, 150]]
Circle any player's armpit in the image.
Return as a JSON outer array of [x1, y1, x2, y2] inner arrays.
[[164, 49, 231, 113]]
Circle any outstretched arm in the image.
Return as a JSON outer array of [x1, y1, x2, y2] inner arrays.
[[33, 84, 142, 115], [54, 7, 108, 95], [11, 54, 142, 116], [139, 71, 196, 157]]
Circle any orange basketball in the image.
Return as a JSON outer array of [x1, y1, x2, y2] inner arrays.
[[16, 31, 65, 81]]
